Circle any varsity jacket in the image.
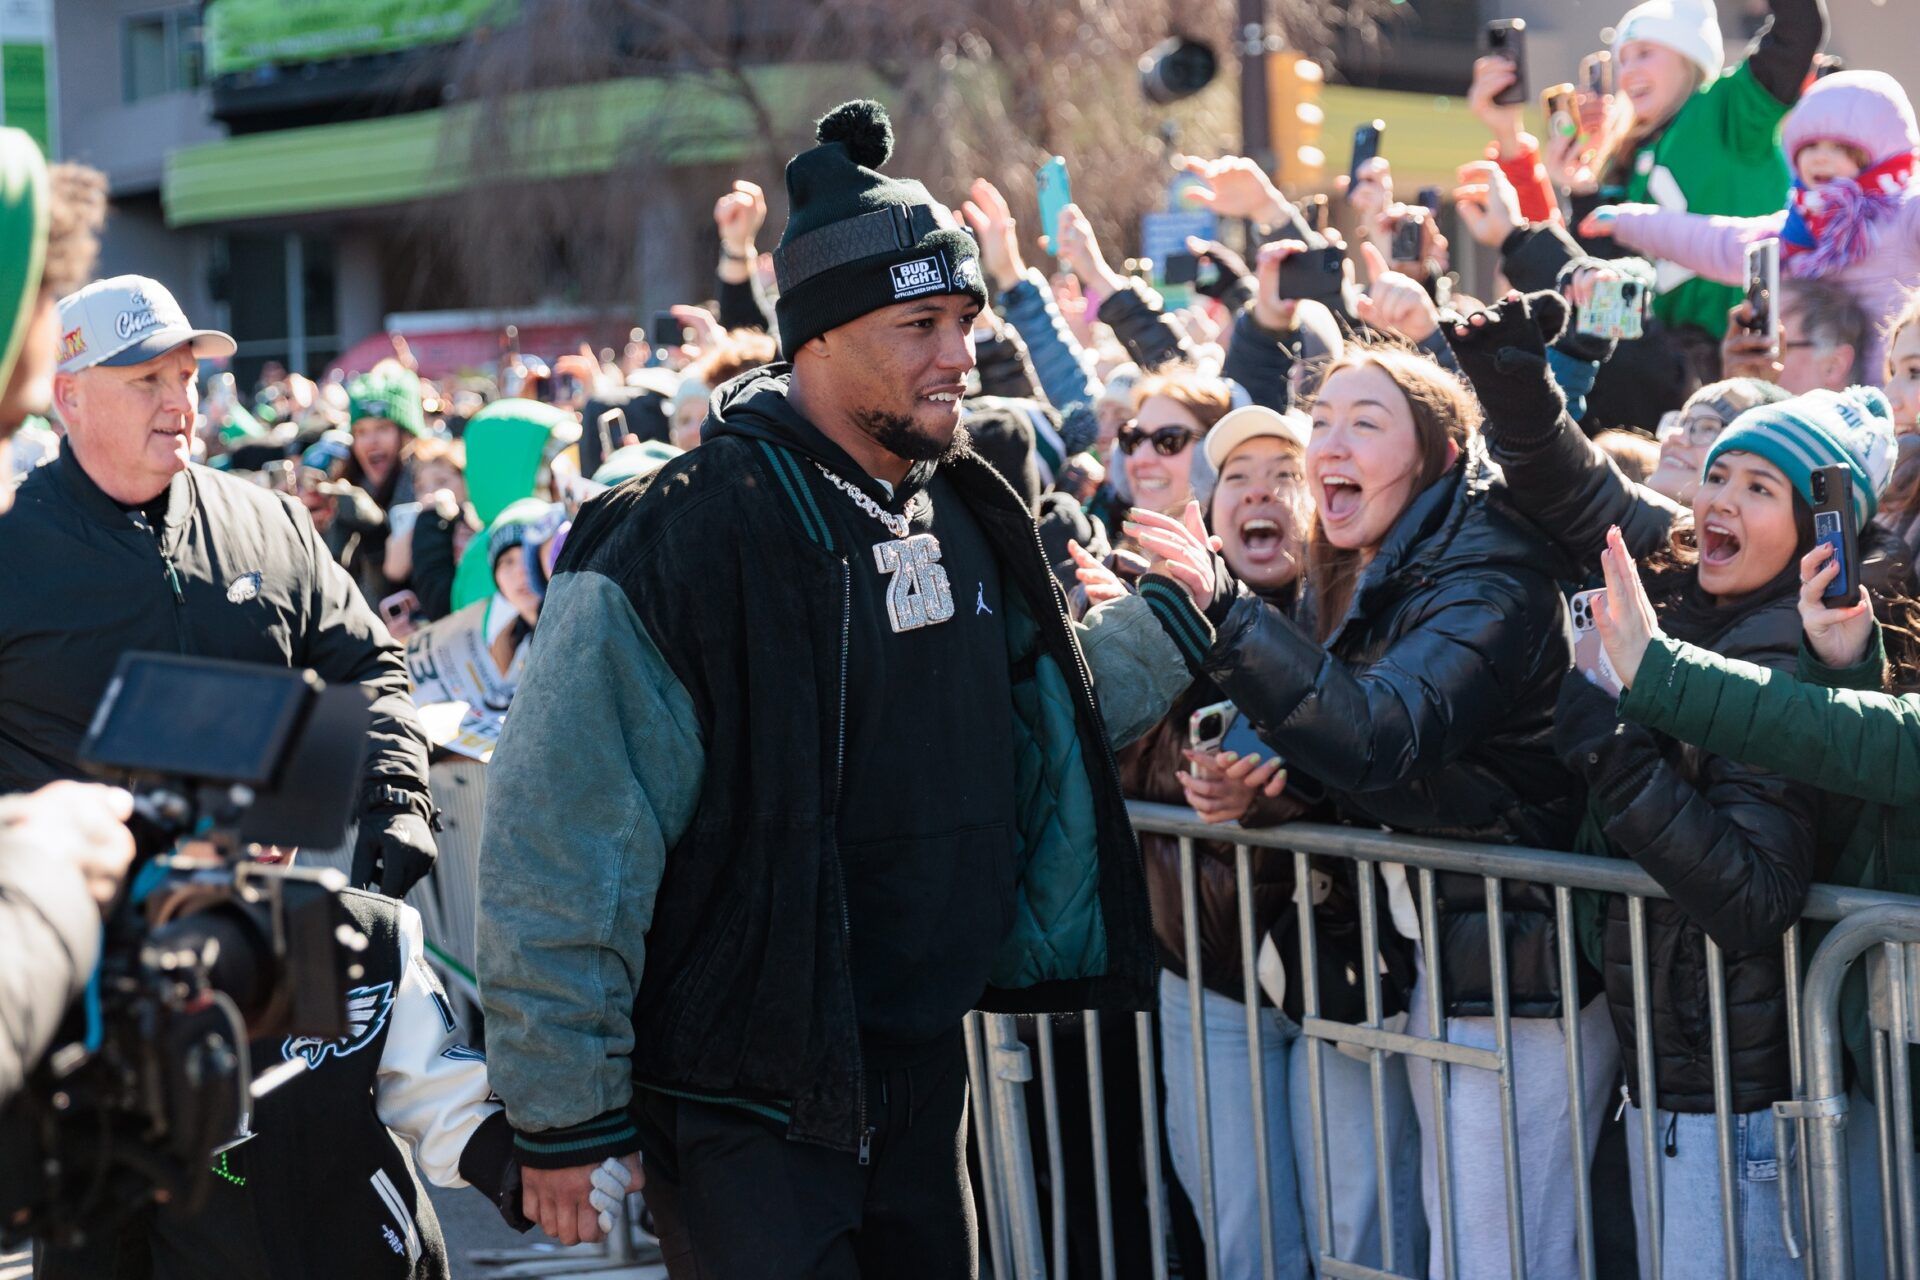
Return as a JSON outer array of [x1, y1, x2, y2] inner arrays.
[[36, 891, 519, 1280], [479, 367, 1192, 1162]]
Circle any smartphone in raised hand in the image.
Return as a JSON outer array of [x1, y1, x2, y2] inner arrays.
[[1485, 20, 1529, 107], [1036, 155, 1072, 253], [1570, 588, 1623, 694], [1580, 51, 1615, 99], [1811, 464, 1862, 608], [1347, 120, 1384, 202], [1744, 240, 1780, 340]]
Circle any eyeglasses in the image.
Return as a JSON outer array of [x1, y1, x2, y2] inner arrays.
[[1117, 423, 1199, 457], [1656, 411, 1724, 448]]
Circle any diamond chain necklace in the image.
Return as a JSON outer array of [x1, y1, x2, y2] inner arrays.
[[813, 463, 910, 539]]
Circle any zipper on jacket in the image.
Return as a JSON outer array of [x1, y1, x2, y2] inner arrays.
[[830, 558, 870, 1161]]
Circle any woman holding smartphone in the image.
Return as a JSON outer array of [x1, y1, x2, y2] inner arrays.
[[1434, 292, 1894, 1278], [1134, 339, 1603, 1280]]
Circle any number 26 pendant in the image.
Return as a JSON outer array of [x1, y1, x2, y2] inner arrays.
[[873, 533, 955, 632]]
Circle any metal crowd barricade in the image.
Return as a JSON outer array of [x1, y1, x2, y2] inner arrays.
[[961, 801, 1920, 1280]]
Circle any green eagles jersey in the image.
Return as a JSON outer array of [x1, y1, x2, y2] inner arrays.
[[1626, 63, 1792, 338]]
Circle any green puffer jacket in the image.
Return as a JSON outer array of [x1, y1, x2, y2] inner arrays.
[[1619, 626, 1920, 1109]]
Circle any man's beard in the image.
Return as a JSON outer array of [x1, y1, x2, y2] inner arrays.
[[852, 408, 971, 465]]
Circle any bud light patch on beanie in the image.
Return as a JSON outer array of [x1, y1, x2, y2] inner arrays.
[[890, 255, 949, 300]]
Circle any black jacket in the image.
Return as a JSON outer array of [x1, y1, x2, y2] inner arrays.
[[0, 443, 432, 827], [1569, 591, 1819, 1114], [516, 368, 1163, 1155], [1198, 442, 1591, 1017], [1466, 342, 1821, 1113]]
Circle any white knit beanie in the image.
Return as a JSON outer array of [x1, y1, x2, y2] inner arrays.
[[1613, 0, 1725, 84]]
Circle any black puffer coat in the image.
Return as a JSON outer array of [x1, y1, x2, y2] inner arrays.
[[1576, 589, 1819, 1113], [1202, 440, 1592, 1018], [1472, 343, 1821, 1113]]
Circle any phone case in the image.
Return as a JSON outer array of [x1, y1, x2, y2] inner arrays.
[[1812, 465, 1862, 607], [1036, 157, 1071, 252], [1580, 278, 1646, 341]]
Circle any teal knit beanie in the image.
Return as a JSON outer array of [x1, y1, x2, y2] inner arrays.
[[771, 100, 988, 357], [1704, 385, 1897, 525]]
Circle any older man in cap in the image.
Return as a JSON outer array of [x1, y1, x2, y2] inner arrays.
[[0, 275, 438, 896]]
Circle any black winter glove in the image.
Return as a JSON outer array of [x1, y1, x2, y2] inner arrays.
[[351, 809, 438, 898], [1442, 290, 1569, 447]]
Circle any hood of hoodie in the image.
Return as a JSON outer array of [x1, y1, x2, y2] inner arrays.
[[708, 362, 940, 506], [1784, 70, 1920, 170], [0, 128, 46, 413]]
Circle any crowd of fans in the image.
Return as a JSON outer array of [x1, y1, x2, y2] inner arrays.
[[27, 0, 1920, 1272]]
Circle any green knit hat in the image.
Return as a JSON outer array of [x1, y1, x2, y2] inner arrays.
[[346, 361, 425, 437], [1704, 385, 1898, 525], [771, 100, 987, 357], [0, 128, 47, 420]]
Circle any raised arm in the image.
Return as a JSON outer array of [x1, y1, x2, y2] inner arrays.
[[1443, 292, 1684, 572]]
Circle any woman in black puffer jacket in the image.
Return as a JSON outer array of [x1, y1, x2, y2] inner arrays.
[[1135, 342, 1609, 1280], [1442, 293, 1885, 1280]]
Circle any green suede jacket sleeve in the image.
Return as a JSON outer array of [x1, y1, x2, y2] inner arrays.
[[476, 568, 705, 1163], [1074, 589, 1195, 749], [1619, 633, 1920, 809]]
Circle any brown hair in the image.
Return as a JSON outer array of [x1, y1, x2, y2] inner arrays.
[[1129, 368, 1234, 435], [684, 329, 779, 390], [1305, 346, 1479, 642], [1593, 429, 1660, 484], [41, 163, 106, 298]]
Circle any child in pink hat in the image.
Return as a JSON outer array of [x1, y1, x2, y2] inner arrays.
[[1586, 70, 1920, 381]]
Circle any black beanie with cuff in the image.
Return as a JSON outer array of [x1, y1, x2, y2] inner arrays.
[[772, 100, 989, 357]]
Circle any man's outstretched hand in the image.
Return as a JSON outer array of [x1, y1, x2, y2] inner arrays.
[[521, 1155, 643, 1246]]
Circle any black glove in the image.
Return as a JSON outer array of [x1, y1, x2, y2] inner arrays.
[[351, 809, 438, 898], [1189, 240, 1253, 303], [1442, 290, 1569, 447]]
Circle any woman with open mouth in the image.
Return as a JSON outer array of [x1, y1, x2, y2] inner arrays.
[[1113, 370, 1230, 538], [1443, 290, 1902, 1280], [1132, 338, 1600, 1280]]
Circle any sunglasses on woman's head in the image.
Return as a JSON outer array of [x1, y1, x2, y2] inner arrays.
[[1117, 423, 1199, 456]]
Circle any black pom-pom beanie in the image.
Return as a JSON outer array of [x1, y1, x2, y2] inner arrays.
[[771, 99, 988, 357]]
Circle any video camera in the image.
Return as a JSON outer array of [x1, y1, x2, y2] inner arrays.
[[1, 653, 374, 1248]]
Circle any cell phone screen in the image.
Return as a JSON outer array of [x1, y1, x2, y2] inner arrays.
[[1162, 251, 1200, 285], [1744, 241, 1779, 339]]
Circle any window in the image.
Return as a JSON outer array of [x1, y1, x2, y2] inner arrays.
[[123, 10, 203, 103]]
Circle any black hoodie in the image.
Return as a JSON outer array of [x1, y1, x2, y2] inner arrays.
[[710, 369, 1023, 1062]]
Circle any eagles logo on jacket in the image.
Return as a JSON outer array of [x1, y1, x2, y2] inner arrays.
[[35, 890, 520, 1280]]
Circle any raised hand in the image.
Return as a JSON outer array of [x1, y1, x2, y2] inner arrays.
[[1799, 542, 1876, 669], [714, 180, 767, 255], [1178, 154, 1289, 227], [1069, 539, 1129, 607], [1354, 242, 1440, 343], [1590, 526, 1664, 689], [960, 178, 1027, 292], [1452, 160, 1525, 248], [1124, 501, 1223, 608], [1467, 55, 1525, 153]]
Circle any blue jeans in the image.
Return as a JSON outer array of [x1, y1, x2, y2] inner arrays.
[[1158, 970, 1425, 1278], [1626, 1104, 1800, 1280]]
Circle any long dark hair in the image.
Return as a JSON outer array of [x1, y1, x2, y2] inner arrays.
[[1304, 346, 1479, 643]]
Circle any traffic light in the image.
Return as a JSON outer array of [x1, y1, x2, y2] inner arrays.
[[1267, 51, 1326, 193]]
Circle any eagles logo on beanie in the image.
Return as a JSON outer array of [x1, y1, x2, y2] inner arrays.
[[772, 100, 989, 357]]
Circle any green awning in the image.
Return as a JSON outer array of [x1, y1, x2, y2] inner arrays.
[[164, 65, 874, 227]]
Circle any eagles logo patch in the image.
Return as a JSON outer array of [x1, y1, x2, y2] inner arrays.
[[282, 982, 394, 1067], [226, 571, 263, 603]]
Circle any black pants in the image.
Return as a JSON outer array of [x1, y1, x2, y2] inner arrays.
[[633, 1038, 976, 1279]]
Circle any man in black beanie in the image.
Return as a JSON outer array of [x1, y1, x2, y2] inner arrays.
[[478, 101, 1194, 1276]]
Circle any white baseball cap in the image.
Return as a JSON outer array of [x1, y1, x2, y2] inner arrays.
[[1203, 405, 1311, 472], [56, 274, 235, 375]]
